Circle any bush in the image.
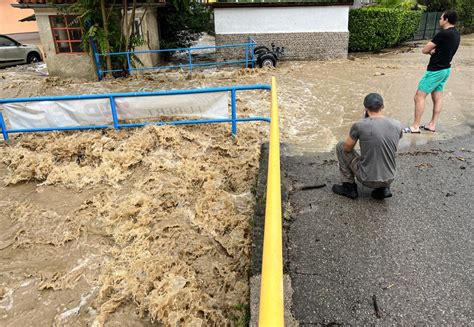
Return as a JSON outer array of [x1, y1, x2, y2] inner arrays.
[[418, 0, 451, 12], [455, 0, 473, 28], [418, 0, 473, 28], [349, 8, 422, 52], [159, 0, 212, 50], [398, 10, 423, 42]]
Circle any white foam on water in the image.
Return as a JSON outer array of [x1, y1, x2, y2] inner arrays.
[[69, 258, 90, 273], [55, 288, 96, 322], [0, 289, 13, 311]]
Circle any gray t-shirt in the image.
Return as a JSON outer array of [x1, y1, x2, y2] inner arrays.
[[350, 117, 403, 183]]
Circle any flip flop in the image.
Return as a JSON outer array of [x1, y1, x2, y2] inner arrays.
[[421, 125, 436, 132], [403, 127, 421, 134]]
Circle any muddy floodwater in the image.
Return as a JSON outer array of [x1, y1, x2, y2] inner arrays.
[[1, 34, 473, 153], [0, 35, 473, 326]]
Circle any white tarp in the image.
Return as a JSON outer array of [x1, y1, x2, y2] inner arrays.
[[0, 92, 229, 129]]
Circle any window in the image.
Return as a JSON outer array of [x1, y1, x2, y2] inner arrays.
[[50, 15, 84, 54], [0, 36, 18, 47]]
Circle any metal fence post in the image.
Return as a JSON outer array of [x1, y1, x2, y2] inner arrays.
[[245, 38, 249, 69], [433, 12, 441, 38], [231, 89, 237, 136], [430, 13, 436, 38], [90, 39, 103, 81], [251, 40, 255, 69], [188, 50, 193, 77], [109, 96, 120, 129], [0, 111, 9, 141], [422, 12, 429, 39], [127, 53, 132, 76]]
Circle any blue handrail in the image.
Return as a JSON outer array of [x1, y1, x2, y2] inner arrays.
[[0, 84, 272, 141], [93, 37, 257, 81]]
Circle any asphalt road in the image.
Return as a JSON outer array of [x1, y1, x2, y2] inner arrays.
[[252, 132, 473, 325]]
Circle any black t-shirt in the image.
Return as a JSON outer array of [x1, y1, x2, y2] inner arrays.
[[427, 27, 460, 71]]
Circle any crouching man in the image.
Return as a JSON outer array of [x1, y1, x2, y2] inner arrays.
[[332, 93, 403, 200]]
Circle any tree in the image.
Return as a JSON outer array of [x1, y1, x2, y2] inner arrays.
[[417, 0, 454, 11], [159, 0, 212, 50], [418, 0, 473, 28], [375, 0, 424, 10], [63, 0, 147, 76]]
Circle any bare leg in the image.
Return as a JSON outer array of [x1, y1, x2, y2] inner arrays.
[[426, 91, 443, 130], [411, 90, 429, 131]]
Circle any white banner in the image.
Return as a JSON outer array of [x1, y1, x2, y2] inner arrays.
[[1, 92, 229, 129]]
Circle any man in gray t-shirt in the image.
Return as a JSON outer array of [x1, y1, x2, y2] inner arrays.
[[333, 93, 403, 200]]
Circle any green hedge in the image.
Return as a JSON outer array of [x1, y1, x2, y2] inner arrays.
[[394, 0, 472, 31], [456, 0, 473, 28], [349, 8, 422, 52], [398, 10, 423, 42], [418, 0, 473, 27]]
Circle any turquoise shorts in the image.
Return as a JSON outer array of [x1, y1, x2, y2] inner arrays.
[[417, 68, 451, 93]]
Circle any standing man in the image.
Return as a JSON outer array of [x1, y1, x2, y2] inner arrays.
[[405, 10, 461, 133], [332, 93, 403, 200]]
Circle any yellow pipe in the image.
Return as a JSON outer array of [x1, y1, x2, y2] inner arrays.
[[258, 76, 284, 326]]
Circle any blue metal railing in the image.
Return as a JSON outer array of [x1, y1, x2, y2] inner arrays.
[[0, 84, 271, 141], [92, 38, 257, 81]]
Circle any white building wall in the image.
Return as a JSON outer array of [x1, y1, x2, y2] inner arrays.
[[214, 6, 349, 34]]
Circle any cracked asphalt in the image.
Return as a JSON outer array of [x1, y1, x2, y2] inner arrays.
[[252, 131, 473, 325]]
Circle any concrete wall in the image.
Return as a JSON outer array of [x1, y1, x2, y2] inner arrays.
[[214, 6, 350, 60], [35, 9, 96, 79], [132, 8, 160, 69], [215, 7, 349, 34], [5, 32, 40, 43], [0, 1, 38, 35]]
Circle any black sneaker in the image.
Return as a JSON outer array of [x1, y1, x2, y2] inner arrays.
[[371, 187, 392, 200], [332, 182, 358, 199]]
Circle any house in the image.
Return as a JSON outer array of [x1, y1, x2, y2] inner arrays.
[[12, 0, 165, 79], [210, 0, 354, 60], [0, 0, 39, 43]]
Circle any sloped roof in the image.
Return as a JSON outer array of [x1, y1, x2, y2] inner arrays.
[[19, 14, 36, 21]]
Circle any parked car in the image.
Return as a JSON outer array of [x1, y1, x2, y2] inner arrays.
[[0, 34, 43, 68]]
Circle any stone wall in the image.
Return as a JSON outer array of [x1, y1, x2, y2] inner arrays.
[[215, 32, 349, 61]]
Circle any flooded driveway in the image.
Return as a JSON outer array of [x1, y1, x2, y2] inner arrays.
[[272, 33, 473, 154], [2, 34, 472, 155]]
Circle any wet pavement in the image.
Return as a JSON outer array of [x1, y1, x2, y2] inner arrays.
[[247, 34, 474, 326], [274, 133, 473, 324]]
